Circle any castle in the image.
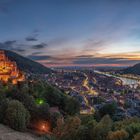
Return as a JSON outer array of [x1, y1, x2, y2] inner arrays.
[[0, 50, 25, 84]]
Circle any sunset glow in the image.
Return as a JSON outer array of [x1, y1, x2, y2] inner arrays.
[[1, 0, 140, 67]]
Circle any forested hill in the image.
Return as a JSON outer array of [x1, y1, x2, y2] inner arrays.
[[3, 50, 52, 74], [123, 63, 140, 75]]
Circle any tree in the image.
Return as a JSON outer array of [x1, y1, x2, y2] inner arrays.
[[37, 103, 50, 120], [28, 80, 46, 98], [5, 100, 30, 131], [6, 92, 36, 113], [74, 125, 89, 140], [80, 114, 95, 125], [50, 112, 62, 129], [0, 92, 6, 102], [114, 117, 140, 131], [53, 117, 64, 136], [0, 98, 9, 123], [91, 115, 113, 140], [59, 116, 81, 140], [43, 86, 63, 106], [133, 133, 140, 140], [64, 97, 80, 115], [107, 130, 129, 140], [77, 115, 98, 140], [125, 123, 140, 139], [99, 102, 117, 118]]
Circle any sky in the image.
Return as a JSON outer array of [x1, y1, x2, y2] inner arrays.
[[1, 0, 140, 67]]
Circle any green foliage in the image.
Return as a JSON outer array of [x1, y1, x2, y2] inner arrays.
[[0, 76, 139, 140], [99, 102, 117, 118], [125, 123, 140, 139], [42, 85, 66, 108], [5, 100, 30, 131], [28, 80, 47, 98], [37, 103, 50, 120], [114, 117, 140, 131], [59, 116, 81, 140], [6, 91, 37, 115], [113, 117, 140, 139], [0, 79, 81, 132], [133, 133, 140, 140], [0, 92, 6, 102], [77, 115, 98, 140], [64, 97, 80, 115], [91, 115, 113, 140], [0, 84, 9, 93], [51, 115, 140, 140], [50, 112, 62, 129], [107, 129, 129, 140], [0, 98, 9, 123], [80, 115, 95, 125], [75, 125, 89, 140]]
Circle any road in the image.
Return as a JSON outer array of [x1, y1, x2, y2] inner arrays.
[[80, 73, 98, 114], [83, 73, 98, 95]]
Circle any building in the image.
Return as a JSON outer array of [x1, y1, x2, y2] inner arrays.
[[0, 50, 25, 84]]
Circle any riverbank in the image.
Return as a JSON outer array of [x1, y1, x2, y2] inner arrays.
[[94, 70, 140, 87]]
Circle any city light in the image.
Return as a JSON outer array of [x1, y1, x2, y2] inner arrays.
[[36, 98, 45, 105], [37, 121, 51, 133]]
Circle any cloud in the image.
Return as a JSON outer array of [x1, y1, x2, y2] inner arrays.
[[12, 48, 26, 53], [25, 36, 38, 41], [32, 43, 48, 49], [0, 40, 27, 54], [76, 55, 94, 58], [73, 55, 140, 66], [27, 55, 52, 61], [25, 30, 39, 41], [48, 37, 69, 47], [4, 40, 16, 45], [0, 40, 16, 50], [82, 39, 109, 54], [31, 52, 43, 55]]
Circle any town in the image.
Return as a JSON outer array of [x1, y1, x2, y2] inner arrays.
[[46, 67, 140, 119]]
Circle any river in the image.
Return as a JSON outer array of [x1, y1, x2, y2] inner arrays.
[[94, 70, 140, 87]]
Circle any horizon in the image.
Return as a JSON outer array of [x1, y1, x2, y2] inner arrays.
[[1, 0, 140, 67]]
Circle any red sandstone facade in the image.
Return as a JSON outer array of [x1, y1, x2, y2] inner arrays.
[[0, 50, 25, 84]]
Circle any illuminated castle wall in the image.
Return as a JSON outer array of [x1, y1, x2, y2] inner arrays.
[[0, 50, 25, 84]]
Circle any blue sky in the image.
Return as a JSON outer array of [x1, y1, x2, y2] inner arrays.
[[1, 0, 140, 67]]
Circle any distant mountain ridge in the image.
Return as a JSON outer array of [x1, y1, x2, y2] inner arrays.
[[2, 50, 52, 74], [123, 63, 140, 75]]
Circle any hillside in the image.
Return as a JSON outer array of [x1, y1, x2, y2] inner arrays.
[[3, 50, 52, 74], [0, 124, 39, 140], [123, 63, 140, 75]]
